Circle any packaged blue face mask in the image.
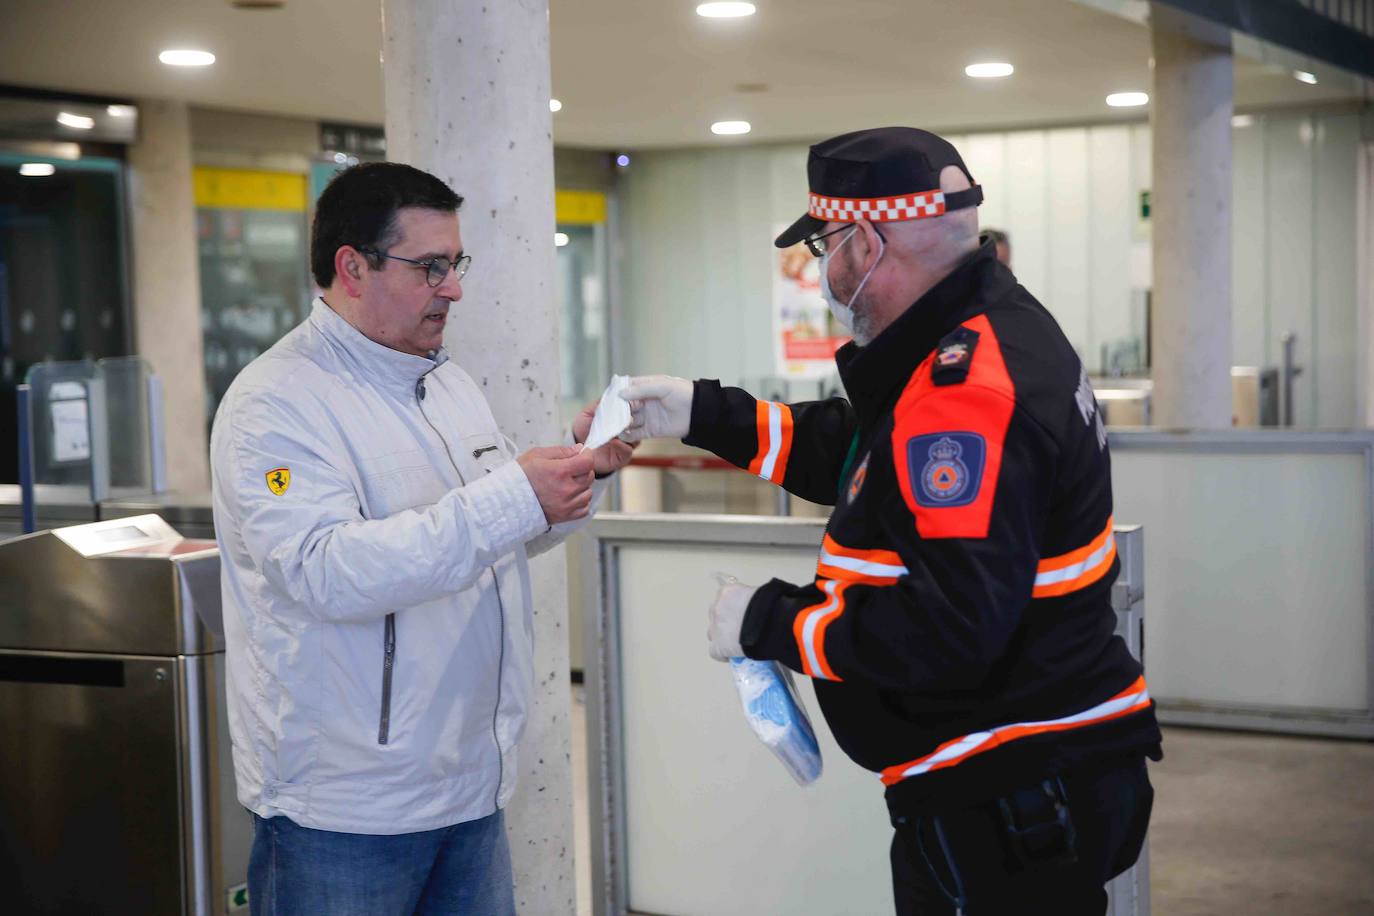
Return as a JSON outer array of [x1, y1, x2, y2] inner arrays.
[[730, 657, 823, 786]]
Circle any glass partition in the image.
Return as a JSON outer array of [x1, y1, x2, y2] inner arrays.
[[21, 357, 163, 505], [194, 168, 311, 438], [556, 222, 609, 420], [0, 153, 133, 484]]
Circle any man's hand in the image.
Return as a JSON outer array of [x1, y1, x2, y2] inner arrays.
[[708, 576, 757, 661], [572, 400, 638, 476], [621, 375, 693, 442], [517, 446, 596, 525]]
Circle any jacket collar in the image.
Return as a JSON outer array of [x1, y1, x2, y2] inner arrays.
[[310, 297, 449, 397], [836, 236, 1008, 427]]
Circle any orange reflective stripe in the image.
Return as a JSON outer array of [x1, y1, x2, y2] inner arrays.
[[793, 580, 848, 681], [815, 534, 908, 585], [747, 401, 794, 484], [879, 675, 1151, 786], [1033, 517, 1116, 598], [747, 400, 769, 477]]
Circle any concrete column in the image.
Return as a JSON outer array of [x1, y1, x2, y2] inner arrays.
[[127, 98, 210, 490], [381, 3, 573, 913], [1149, 6, 1234, 428]]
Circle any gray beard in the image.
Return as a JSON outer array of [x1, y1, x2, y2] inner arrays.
[[849, 293, 879, 347]]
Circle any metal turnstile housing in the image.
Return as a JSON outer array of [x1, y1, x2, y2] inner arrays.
[[0, 515, 250, 915]]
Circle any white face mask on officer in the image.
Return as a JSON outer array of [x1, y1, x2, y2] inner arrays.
[[819, 225, 885, 343]]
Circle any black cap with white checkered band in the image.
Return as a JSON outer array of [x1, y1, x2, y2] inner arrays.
[[774, 126, 984, 249]]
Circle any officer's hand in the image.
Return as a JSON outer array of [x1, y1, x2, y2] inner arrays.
[[572, 400, 638, 476], [620, 375, 693, 442], [517, 446, 596, 525], [708, 576, 756, 661]]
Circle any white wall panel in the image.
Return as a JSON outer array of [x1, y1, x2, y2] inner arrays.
[[1312, 114, 1361, 428], [1089, 126, 1137, 372], [617, 111, 1363, 426], [1113, 445, 1369, 711], [1046, 129, 1092, 361], [963, 132, 1007, 230], [1004, 131, 1049, 306]]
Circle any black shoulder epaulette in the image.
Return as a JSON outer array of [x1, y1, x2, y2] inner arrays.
[[930, 326, 981, 386]]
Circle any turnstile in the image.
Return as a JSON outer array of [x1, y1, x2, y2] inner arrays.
[[0, 514, 250, 915]]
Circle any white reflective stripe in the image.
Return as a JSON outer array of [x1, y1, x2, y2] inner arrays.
[[899, 731, 996, 778], [818, 549, 908, 580], [757, 402, 783, 481], [799, 580, 839, 679], [892, 684, 1152, 781], [1009, 686, 1151, 731], [1033, 531, 1116, 588]]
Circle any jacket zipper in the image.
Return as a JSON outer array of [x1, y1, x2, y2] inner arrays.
[[413, 373, 509, 808], [378, 612, 396, 744]]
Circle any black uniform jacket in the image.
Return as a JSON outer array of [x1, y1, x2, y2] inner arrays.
[[686, 238, 1161, 814]]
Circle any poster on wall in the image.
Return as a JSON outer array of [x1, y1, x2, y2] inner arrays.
[[771, 226, 850, 379]]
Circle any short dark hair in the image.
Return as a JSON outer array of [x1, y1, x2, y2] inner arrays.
[[985, 228, 1010, 248], [310, 162, 463, 288]]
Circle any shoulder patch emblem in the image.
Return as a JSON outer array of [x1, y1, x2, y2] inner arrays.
[[931, 326, 981, 387], [847, 453, 870, 504], [907, 433, 985, 507], [937, 342, 970, 366], [265, 467, 291, 496]]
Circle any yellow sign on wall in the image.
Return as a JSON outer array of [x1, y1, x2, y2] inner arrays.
[[193, 167, 308, 211], [555, 190, 607, 225]]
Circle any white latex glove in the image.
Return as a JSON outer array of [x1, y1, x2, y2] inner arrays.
[[708, 575, 757, 662], [620, 375, 693, 442]]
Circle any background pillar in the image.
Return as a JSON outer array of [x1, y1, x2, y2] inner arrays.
[[1150, 6, 1234, 428], [128, 98, 210, 490]]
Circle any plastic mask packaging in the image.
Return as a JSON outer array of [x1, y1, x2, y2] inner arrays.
[[730, 656, 824, 787]]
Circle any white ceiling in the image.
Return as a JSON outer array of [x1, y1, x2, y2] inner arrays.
[[0, 0, 1362, 150]]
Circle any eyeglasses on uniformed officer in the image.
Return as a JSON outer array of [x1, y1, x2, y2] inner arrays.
[[359, 248, 472, 287], [803, 223, 883, 258]]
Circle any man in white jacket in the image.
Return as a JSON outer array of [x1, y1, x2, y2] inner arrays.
[[210, 162, 630, 915]]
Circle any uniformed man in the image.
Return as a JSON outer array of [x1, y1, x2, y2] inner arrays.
[[622, 127, 1161, 915]]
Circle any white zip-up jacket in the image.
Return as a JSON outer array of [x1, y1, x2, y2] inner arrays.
[[211, 298, 599, 834]]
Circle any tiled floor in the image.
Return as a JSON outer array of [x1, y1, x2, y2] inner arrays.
[[568, 684, 1374, 915]]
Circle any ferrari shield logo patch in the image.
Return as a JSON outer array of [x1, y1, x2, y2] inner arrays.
[[265, 467, 291, 496]]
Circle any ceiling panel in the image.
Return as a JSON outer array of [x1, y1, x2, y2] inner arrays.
[[0, 0, 1361, 150]]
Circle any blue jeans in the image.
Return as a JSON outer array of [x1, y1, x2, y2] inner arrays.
[[248, 809, 515, 916]]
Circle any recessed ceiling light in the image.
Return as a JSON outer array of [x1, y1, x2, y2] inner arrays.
[[19, 163, 56, 177], [1105, 92, 1149, 108], [1294, 70, 1318, 84], [55, 112, 95, 130], [711, 120, 751, 136], [555, 232, 570, 248], [696, 2, 756, 18], [549, 98, 563, 112], [106, 104, 136, 118], [965, 62, 1014, 79], [1231, 114, 1255, 128], [159, 49, 216, 67], [615, 154, 631, 168]]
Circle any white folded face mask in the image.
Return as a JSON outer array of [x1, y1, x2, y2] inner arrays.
[[583, 374, 633, 450]]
